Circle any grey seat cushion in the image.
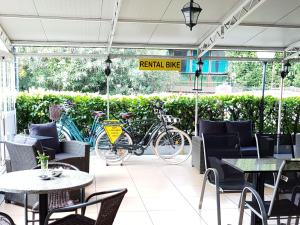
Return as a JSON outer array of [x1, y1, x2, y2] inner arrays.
[[240, 146, 257, 157], [29, 122, 61, 153], [54, 153, 81, 161]]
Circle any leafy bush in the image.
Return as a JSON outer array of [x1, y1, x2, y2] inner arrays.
[[16, 93, 300, 135]]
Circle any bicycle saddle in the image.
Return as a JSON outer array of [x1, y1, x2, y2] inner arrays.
[[120, 112, 133, 120], [92, 111, 106, 118]]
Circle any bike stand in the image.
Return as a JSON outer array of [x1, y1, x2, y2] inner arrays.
[[105, 159, 124, 166]]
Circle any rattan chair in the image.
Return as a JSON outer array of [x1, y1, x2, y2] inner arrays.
[[44, 188, 127, 225], [238, 160, 300, 225], [25, 162, 82, 225], [0, 212, 15, 225], [199, 133, 248, 225]]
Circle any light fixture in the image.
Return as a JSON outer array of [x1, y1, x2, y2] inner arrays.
[[104, 56, 112, 76], [181, 0, 202, 31], [281, 60, 291, 78], [256, 51, 276, 60], [196, 58, 203, 76]]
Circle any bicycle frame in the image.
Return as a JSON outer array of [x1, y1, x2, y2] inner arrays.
[[57, 113, 103, 147], [112, 115, 173, 154]]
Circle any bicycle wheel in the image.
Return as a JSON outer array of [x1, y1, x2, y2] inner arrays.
[[95, 130, 133, 164], [149, 125, 178, 152], [154, 129, 192, 164], [57, 127, 72, 141]]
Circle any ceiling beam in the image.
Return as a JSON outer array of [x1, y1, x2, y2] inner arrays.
[[285, 40, 300, 52], [11, 40, 198, 49], [0, 23, 12, 52], [11, 40, 286, 52], [284, 40, 300, 60], [284, 50, 300, 60], [213, 45, 285, 51], [107, 0, 122, 55], [15, 52, 300, 62], [198, 0, 267, 57], [1, 13, 300, 29]]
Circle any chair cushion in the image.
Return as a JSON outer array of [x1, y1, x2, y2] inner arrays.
[[199, 119, 226, 135], [29, 122, 61, 153], [54, 152, 81, 161], [50, 214, 95, 225], [226, 121, 253, 147], [240, 146, 258, 157]]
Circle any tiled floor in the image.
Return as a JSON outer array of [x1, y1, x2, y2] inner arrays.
[[0, 154, 290, 225]]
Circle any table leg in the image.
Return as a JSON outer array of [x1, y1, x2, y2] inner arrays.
[[39, 194, 48, 225], [251, 173, 265, 225], [24, 193, 28, 225]]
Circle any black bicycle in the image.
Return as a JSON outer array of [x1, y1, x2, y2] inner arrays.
[[95, 101, 192, 165]]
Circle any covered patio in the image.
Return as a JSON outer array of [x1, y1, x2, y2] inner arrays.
[[0, 0, 300, 225]]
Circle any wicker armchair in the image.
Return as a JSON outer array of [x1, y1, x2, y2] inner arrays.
[[26, 162, 82, 225], [0, 212, 15, 225], [44, 189, 127, 225], [4, 139, 89, 207]]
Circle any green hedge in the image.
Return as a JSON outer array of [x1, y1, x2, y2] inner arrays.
[[16, 93, 300, 135]]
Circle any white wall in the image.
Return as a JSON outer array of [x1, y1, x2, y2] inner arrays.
[[0, 53, 16, 167]]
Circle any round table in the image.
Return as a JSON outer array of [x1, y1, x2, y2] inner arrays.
[[0, 169, 94, 225]]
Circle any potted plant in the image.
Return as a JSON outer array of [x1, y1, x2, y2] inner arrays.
[[36, 151, 49, 176]]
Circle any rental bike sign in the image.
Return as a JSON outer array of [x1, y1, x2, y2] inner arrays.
[[103, 120, 123, 144], [139, 58, 181, 71]]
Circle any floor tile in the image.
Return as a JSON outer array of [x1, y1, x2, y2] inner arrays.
[[149, 210, 207, 225]]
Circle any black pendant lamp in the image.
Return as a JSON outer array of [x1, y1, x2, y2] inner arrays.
[[181, 0, 202, 31], [104, 56, 112, 76]]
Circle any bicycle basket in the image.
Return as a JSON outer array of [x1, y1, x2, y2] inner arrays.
[[49, 105, 62, 121], [162, 115, 180, 124]]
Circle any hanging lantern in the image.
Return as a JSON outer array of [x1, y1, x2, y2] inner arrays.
[[104, 56, 112, 76], [283, 61, 291, 74], [181, 0, 202, 31], [281, 61, 291, 78], [197, 58, 204, 72]]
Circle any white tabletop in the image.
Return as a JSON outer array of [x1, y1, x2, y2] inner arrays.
[[0, 169, 94, 194]]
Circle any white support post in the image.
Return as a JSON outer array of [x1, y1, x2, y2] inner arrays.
[[276, 77, 284, 154], [107, 76, 110, 120], [198, 0, 267, 57], [107, 0, 123, 55]]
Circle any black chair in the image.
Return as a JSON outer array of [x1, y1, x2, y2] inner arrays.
[[255, 134, 298, 188], [44, 188, 127, 225], [238, 160, 300, 225], [199, 133, 248, 225], [25, 162, 82, 225], [255, 133, 294, 158], [0, 212, 15, 225]]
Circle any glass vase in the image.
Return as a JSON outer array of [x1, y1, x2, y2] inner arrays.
[[41, 159, 49, 176]]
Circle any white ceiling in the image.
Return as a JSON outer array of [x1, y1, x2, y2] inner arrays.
[[0, 0, 299, 50]]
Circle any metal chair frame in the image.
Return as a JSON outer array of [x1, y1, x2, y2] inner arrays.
[[199, 133, 246, 225], [238, 160, 300, 225]]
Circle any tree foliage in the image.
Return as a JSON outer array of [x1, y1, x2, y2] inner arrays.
[[18, 49, 179, 94], [227, 51, 300, 88]]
